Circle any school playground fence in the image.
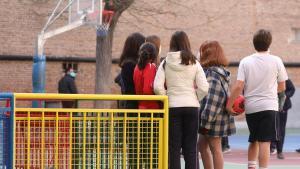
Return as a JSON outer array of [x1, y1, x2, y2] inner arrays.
[[0, 93, 168, 169]]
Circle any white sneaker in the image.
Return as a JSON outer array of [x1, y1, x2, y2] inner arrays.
[[270, 149, 277, 155], [222, 147, 231, 154]]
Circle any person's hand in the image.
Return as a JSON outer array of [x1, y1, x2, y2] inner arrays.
[[226, 102, 239, 116]]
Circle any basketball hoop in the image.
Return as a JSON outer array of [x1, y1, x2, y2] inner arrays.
[[97, 10, 114, 37]]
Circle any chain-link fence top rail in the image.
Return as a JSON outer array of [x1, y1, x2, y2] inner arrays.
[[2, 93, 168, 169]]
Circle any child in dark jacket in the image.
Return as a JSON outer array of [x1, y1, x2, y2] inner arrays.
[[119, 32, 145, 109]]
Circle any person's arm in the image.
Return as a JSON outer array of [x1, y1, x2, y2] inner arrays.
[[285, 79, 295, 98], [69, 79, 78, 94], [226, 80, 244, 115], [121, 62, 136, 94], [195, 63, 208, 101], [277, 81, 286, 93], [277, 57, 288, 93], [200, 75, 225, 125], [226, 61, 245, 114], [153, 61, 166, 95]]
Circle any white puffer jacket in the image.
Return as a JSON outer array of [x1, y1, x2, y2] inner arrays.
[[154, 51, 209, 108]]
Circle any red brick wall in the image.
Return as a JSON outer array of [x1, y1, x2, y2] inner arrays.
[[1, 0, 300, 95]]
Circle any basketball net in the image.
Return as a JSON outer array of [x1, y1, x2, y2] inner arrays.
[[93, 10, 114, 37]]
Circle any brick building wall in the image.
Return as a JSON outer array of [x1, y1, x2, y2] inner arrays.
[[0, 0, 300, 95]]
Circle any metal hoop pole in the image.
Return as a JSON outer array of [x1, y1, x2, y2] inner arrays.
[[99, 0, 103, 25]]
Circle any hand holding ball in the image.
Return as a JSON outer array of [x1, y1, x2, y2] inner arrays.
[[231, 95, 245, 115]]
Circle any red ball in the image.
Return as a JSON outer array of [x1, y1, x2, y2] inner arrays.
[[232, 95, 245, 115]]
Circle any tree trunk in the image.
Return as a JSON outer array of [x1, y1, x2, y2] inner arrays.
[[94, 29, 113, 108], [94, 1, 134, 108], [95, 30, 113, 93]]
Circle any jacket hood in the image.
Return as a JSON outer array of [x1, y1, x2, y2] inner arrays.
[[165, 51, 185, 71], [206, 66, 230, 82]]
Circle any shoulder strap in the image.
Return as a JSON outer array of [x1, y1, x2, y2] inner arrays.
[[162, 59, 166, 70]]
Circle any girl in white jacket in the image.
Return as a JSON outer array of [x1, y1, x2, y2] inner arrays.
[[154, 31, 208, 169]]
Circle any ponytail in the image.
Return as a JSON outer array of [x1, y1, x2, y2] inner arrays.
[[137, 42, 157, 70]]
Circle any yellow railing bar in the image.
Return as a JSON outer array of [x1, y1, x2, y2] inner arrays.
[[97, 112, 100, 169], [15, 116, 161, 122], [14, 93, 167, 101], [150, 113, 153, 169], [163, 97, 169, 169], [55, 111, 59, 169], [137, 113, 140, 169], [15, 108, 164, 113], [109, 112, 114, 169], [69, 112, 73, 169], [27, 111, 30, 169], [158, 119, 163, 169], [123, 113, 127, 169], [83, 112, 86, 169], [41, 111, 45, 169]]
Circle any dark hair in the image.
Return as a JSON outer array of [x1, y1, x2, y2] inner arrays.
[[199, 41, 228, 68], [137, 43, 157, 69], [146, 35, 161, 64], [169, 31, 196, 65], [65, 66, 73, 73], [146, 35, 161, 55], [119, 32, 145, 67], [253, 29, 272, 52]]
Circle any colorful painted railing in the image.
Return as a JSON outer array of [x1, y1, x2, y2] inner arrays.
[[0, 93, 168, 169]]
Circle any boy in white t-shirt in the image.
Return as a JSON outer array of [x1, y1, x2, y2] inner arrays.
[[226, 29, 288, 169]]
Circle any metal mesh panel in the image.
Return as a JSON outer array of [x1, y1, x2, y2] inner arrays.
[[14, 110, 164, 169]]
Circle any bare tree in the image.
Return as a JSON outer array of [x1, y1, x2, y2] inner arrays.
[[95, 0, 134, 107], [94, 0, 239, 107], [94, 0, 177, 99]]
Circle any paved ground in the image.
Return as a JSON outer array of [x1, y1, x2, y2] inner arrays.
[[181, 128, 300, 169], [181, 149, 300, 169]]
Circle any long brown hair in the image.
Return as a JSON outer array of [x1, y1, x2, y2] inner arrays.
[[146, 35, 161, 64], [169, 31, 196, 65], [119, 32, 145, 67], [146, 35, 160, 55], [199, 41, 228, 68]]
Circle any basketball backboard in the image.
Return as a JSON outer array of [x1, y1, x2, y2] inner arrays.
[[69, 0, 102, 27]]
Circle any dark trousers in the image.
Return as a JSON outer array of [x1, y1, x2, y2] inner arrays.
[[222, 136, 230, 149], [62, 100, 76, 108], [271, 110, 288, 153], [169, 107, 199, 169]]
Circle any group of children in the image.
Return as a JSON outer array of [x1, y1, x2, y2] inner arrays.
[[116, 29, 288, 169]]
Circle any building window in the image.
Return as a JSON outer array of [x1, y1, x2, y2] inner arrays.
[[292, 28, 300, 42], [62, 62, 78, 73]]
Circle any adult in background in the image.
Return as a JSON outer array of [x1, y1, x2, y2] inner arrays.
[[119, 32, 145, 109], [271, 79, 295, 159], [198, 41, 236, 169], [226, 29, 288, 169], [146, 35, 162, 65], [58, 67, 78, 108], [154, 31, 209, 169]]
